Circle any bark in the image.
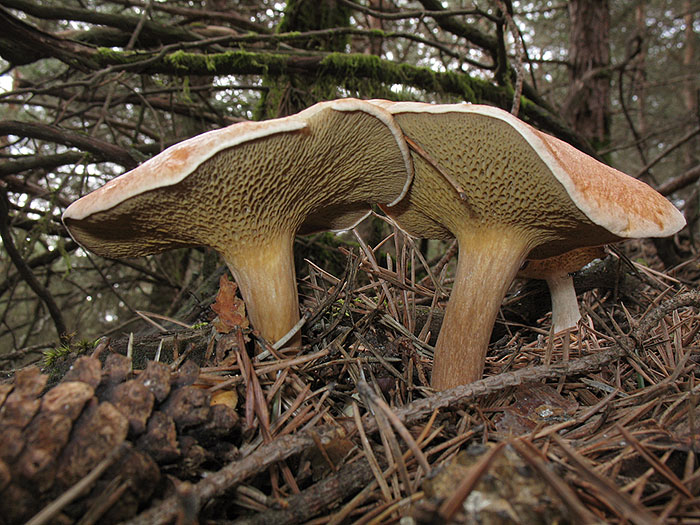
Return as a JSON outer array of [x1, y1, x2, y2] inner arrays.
[[682, 2, 698, 231], [562, 0, 611, 148], [0, 120, 139, 169]]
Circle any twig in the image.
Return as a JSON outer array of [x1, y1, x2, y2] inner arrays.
[[231, 457, 376, 525], [551, 434, 659, 525], [403, 135, 468, 201], [617, 424, 693, 498], [359, 380, 431, 474], [127, 342, 630, 525], [511, 439, 600, 524], [353, 400, 393, 503], [360, 381, 413, 497], [636, 290, 700, 342], [493, 0, 524, 115], [633, 126, 700, 180], [658, 164, 700, 196]]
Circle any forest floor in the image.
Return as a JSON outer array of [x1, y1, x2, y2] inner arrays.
[[1, 222, 699, 524]]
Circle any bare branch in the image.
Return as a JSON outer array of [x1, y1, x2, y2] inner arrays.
[[0, 191, 68, 343], [0, 120, 139, 168]]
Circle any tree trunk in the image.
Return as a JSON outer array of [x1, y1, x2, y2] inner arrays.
[[682, 1, 698, 172], [562, 0, 611, 149], [682, 0, 699, 244], [257, 0, 352, 119]]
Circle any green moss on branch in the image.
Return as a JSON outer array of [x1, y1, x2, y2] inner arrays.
[[94, 48, 583, 145]]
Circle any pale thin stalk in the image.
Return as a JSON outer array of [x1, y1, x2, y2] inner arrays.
[[547, 273, 582, 333]]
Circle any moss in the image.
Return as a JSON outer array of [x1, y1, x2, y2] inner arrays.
[[318, 52, 494, 103], [95, 46, 142, 67], [161, 49, 288, 77], [203, 53, 218, 73], [254, 0, 355, 118], [95, 46, 514, 109], [180, 76, 193, 103], [43, 344, 74, 369], [96, 46, 131, 60], [165, 49, 197, 71], [42, 339, 96, 381]]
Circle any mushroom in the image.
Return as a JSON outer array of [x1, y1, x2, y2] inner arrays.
[[518, 246, 606, 333], [63, 99, 413, 347], [372, 100, 685, 389]]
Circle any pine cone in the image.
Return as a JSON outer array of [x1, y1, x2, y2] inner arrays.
[[0, 354, 241, 524]]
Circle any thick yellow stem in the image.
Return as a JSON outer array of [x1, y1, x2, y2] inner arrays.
[[223, 235, 301, 348], [431, 228, 532, 390]]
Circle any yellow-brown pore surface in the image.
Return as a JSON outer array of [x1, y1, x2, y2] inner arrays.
[[386, 111, 617, 257], [64, 108, 411, 258]]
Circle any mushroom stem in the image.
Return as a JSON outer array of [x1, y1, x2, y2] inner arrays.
[[431, 228, 532, 390], [223, 235, 301, 348], [546, 273, 581, 333]]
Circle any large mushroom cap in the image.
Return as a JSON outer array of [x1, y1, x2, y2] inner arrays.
[[372, 100, 684, 257], [63, 99, 413, 258], [62, 98, 414, 344], [369, 99, 685, 389]]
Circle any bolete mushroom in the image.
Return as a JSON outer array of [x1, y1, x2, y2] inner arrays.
[[63, 99, 413, 347], [518, 246, 606, 333], [370, 100, 685, 389]]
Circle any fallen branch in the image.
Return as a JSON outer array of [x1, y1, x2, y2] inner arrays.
[[231, 457, 376, 525]]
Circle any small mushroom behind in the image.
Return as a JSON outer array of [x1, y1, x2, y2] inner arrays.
[[371, 100, 685, 390], [518, 246, 606, 333], [63, 99, 413, 347]]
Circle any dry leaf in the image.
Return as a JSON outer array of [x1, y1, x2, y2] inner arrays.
[[211, 275, 250, 334], [495, 383, 578, 436]]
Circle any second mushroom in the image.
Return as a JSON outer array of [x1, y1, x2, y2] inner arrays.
[[371, 100, 685, 390]]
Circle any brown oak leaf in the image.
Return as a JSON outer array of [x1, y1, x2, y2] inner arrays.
[[211, 275, 250, 334]]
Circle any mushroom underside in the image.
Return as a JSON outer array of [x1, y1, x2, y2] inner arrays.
[[63, 102, 415, 347]]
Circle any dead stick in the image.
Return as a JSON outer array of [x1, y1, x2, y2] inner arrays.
[[231, 457, 377, 525], [129, 292, 700, 524], [0, 191, 68, 343], [551, 434, 659, 525]]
